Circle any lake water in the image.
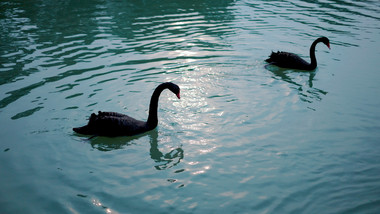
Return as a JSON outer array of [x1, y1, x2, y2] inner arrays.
[[1, 0, 380, 213]]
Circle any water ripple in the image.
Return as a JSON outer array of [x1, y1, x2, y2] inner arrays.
[[1, 0, 380, 213]]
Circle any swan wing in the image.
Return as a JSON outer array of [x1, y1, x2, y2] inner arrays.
[[97, 111, 129, 117], [91, 114, 148, 136], [266, 51, 310, 69]]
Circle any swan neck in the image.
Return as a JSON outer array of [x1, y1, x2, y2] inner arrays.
[[147, 84, 167, 128], [309, 39, 320, 69]]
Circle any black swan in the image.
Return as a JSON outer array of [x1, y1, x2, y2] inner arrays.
[[73, 82, 180, 137], [265, 37, 330, 70]]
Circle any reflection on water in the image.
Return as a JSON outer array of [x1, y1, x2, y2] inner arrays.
[[267, 66, 328, 104], [150, 138, 184, 170], [1, 0, 380, 213], [88, 130, 184, 170], [0, 0, 235, 115]]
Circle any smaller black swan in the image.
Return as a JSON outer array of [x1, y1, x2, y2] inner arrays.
[[73, 82, 180, 137], [266, 37, 330, 70]]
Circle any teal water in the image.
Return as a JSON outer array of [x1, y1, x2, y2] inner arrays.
[[1, 0, 380, 213]]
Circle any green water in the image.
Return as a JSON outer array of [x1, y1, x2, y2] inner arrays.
[[1, 0, 380, 213]]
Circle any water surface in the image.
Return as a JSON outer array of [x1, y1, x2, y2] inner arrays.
[[1, 0, 380, 213]]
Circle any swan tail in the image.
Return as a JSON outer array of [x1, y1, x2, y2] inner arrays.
[[73, 113, 98, 135], [265, 51, 273, 63], [73, 125, 95, 135], [265, 51, 278, 63]]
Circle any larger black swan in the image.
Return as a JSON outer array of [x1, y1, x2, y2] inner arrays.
[[73, 82, 180, 137], [265, 37, 330, 70]]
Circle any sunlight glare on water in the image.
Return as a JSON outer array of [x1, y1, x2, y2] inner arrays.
[[1, 0, 380, 213]]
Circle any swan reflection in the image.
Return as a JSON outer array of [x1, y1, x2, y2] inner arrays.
[[266, 66, 328, 104], [150, 137, 184, 170], [87, 130, 184, 170]]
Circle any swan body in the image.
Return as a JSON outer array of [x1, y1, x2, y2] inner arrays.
[[73, 82, 180, 137], [266, 37, 330, 70]]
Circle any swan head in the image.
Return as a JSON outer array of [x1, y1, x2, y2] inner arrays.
[[166, 82, 180, 99], [320, 36, 330, 49]]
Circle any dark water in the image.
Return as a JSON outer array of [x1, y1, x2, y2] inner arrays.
[[1, 0, 380, 213]]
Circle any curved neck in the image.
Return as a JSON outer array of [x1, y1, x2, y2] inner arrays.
[[309, 39, 321, 69], [146, 83, 168, 128]]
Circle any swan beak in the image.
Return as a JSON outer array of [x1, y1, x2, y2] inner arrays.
[[327, 43, 331, 49], [176, 93, 180, 99]]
